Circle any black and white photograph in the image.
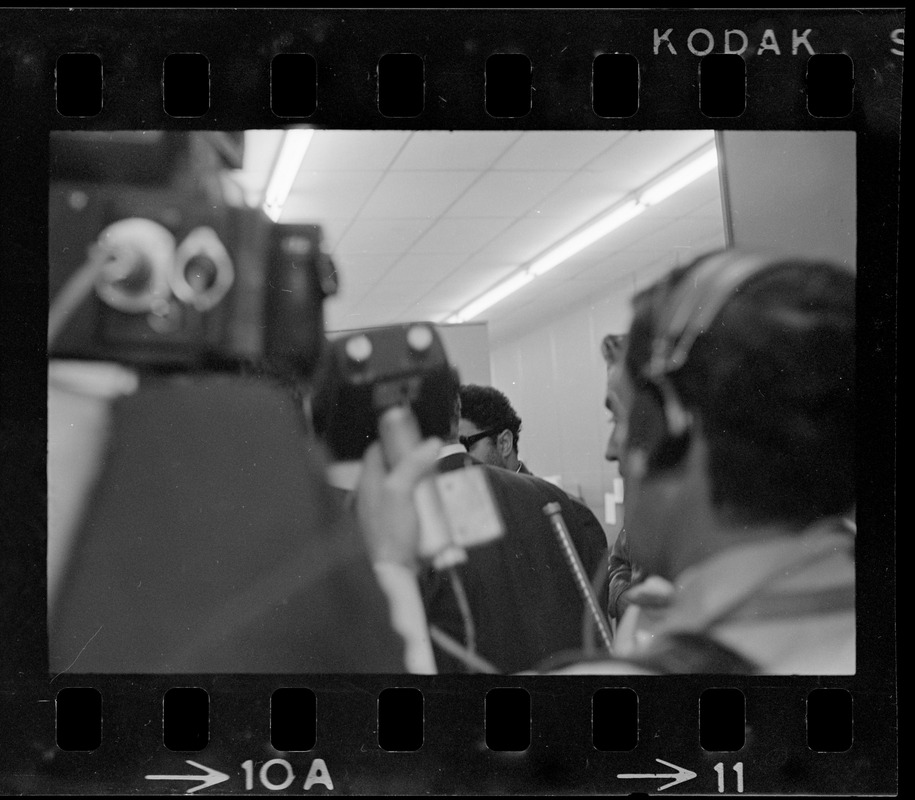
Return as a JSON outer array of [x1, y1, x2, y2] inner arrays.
[[0, 7, 899, 797], [46, 128, 858, 678]]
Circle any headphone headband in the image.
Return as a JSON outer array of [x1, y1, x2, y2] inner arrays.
[[633, 249, 854, 474], [647, 251, 780, 380]]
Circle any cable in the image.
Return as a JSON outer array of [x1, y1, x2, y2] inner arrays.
[[428, 625, 499, 674], [47, 246, 108, 349], [446, 566, 477, 657]]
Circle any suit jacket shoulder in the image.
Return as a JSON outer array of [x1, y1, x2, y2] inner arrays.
[[427, 451, 609, 673]]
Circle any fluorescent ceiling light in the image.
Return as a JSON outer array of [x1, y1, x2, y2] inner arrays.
[[262, 128, 314, 222], [447, 271, 535, 323], [445, 139, 719, 323], [638, 146, 718, 207], [528, 200, 646, 277]]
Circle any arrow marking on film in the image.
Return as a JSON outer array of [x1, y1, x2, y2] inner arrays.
[[145, 760, 230, 794], [617, 758, 698, 791]]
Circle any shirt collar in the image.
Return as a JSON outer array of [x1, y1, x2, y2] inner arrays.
[[329, 444, 469, 487], [438, 442, 468, 460], [654, 520, 856, 635]]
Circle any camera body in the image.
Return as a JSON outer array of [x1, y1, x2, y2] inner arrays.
[[48, 132, 337, 376], [315, 324, 457, 462]]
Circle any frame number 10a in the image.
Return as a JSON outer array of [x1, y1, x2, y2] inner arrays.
[[241, 759, 333, 792]]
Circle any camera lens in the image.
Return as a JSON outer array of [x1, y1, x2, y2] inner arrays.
[[345, 334, 373, 364], [109, 257, 153, 295], [406, 324, 434, 354], [183, 254, 219, 293], [170, 227, 235, 312]]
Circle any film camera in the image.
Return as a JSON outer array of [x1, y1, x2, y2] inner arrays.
[[314, 324, 457, 462], [48, 131, 337, 377], [49, 131, 463, 466]]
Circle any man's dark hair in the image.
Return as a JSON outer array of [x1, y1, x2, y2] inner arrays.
[[625, 250, 855, 529], [459, 384, 523, 450]]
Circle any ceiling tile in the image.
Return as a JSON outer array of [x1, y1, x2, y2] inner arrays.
[[358, 171, 481, 219], [584, 206, 681, 256], [424, 263, 519, 313], [392, 304, 455, 324], [584, 130, 716, 192], [446, 170, 573, 218], [492, 130, 629, 171], [460, 251, 525, 274], [659, 169, 723, 217], [488, 279, 615, 342], [350, 281, 439, 327], [409, 217, 512, 255], [389, 131, 522, 170], [332, 252, 400, 290], [358, 281, 439, 300], [325, 306, 389, 332], [298, 130, 412, 172], [524, 171, 628, 221], [474, 217, 583, 265], [231, 129, 729, 344], [333, 217, 432, 256], [283, 170, 382, 220], [300, 217, 352, 251], [445, 257, 520, 281], [571, 248, 669, 283], [382, 252, 468, 284], [324, 299, 368, 331]]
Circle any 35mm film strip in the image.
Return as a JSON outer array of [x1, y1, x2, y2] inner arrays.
[[0, 7, 901, 796]]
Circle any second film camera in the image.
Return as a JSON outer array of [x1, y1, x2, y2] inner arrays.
[[315, 324, 505, 566], [316, 323, 457, 462]]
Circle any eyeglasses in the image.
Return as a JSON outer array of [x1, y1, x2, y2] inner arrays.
[[459, 428, 502, 450]]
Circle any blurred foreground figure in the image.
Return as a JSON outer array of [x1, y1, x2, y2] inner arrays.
[[50, 370, 405, 672], [562, 250, 856, 674], [48, 131, 405, 672]]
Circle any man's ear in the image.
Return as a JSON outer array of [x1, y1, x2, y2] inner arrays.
[[498, 429, 514, 458]]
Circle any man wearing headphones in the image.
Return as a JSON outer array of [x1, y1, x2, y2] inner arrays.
[[356, 250, 856, 675], [570, 250, 856, 673], [601, 333, 675, 627]]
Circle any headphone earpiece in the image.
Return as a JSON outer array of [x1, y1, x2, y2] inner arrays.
[[628, 377, 693, 475], [633, 250, 779, 477]]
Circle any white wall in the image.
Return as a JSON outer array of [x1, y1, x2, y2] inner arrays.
[[436, 322, 491, 386], [489, 273, 648, 546], [720, 130, 856, 266]]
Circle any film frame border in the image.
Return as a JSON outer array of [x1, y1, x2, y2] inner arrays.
[[0, 7, 901, 796]]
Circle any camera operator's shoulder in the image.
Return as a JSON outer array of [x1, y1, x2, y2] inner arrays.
[[544, 661, 658, 675]]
